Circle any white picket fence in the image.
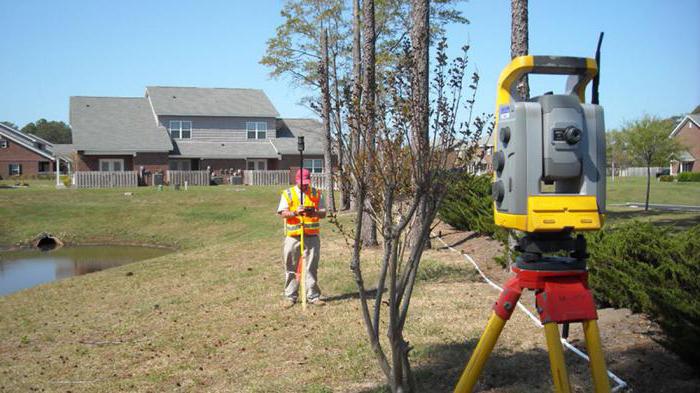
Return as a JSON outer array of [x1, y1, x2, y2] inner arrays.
[[74, 171, 138, 188], [243, 170, 290, 186], [617, 166, 664, 177], [168, 170, 209, 186]]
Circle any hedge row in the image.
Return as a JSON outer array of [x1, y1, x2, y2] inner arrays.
[[586, 222, 700, 367], [677, 172, 700, 182]]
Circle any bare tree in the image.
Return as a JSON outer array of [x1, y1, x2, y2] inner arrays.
[[511, 0, 529, 100], [340, 11, 487, 391], [320, 28, 336, 213]]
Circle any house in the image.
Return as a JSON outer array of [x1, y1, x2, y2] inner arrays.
[[669, 114, 699, 174], [69, 87, 325, 182], [0, 123, 70, 179]]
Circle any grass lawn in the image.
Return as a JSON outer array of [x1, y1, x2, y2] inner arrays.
[[1, 180, 698, 392], [606, 176, 700, 206], [1, 183, 551, 392]]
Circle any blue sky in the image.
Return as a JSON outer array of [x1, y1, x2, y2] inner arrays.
[[1, 0, 698, 131]]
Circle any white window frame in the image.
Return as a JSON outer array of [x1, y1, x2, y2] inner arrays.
[[0, 139, 7, 148], [168, 160, 191, 171], [9, 163, 22, 176], [246, 122, 267, 140], [99, 158, 125, 172], [169, 120, 192, 139], [303, 159, 323, 174], [246, 159, 267, 170]]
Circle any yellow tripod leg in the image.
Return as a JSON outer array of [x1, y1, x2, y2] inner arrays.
[[544, 323, 571, 393], [583, 320, 611, 393], [299, 226, 306, 310], [454, 313, 507, 393]]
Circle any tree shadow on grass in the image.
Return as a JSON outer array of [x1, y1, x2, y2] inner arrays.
[[324, 287, 385, 303], [357, 336, 700, 393]]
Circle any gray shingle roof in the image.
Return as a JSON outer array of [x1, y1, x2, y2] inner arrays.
[[146, 86, 280, 118], [0, 123, 56, 160], [70, 97, 173, 152], [689, 114, 700, 125], [273, 119, 324, 155], [172, 141, 278, 159]]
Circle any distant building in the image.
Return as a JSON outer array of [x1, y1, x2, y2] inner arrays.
[[669, 114, 699, 174], [68, 87, 325, 183], [0, 123, 71, 179]]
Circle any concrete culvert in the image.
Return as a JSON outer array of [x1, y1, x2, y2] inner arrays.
[[33, 233, 64, 251]]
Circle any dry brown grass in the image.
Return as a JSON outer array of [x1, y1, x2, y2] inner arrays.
[[2, 186, 698, 392]]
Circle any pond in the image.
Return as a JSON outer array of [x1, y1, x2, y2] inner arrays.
[[0, 245, 171, 296]]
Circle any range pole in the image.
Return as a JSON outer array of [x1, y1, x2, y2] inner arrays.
[[297, 136, 307, 310]]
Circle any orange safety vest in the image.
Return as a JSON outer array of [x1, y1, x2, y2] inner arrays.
[[282, 186, 321, 237]]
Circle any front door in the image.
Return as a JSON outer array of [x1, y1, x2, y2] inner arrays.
[[247, 159, 267, 170]]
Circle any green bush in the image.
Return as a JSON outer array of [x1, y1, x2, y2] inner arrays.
[[677, 172, 700, 182], [586, 222, 700, 367], [60, 175, 71, 187], [658, 175, 675, 182], [439, 172, 503, 239]]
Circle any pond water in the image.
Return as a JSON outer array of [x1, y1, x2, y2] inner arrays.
[[0, 245, 171, 296]]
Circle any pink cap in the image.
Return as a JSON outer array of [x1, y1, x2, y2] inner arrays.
[[295, 168, 311, 185]]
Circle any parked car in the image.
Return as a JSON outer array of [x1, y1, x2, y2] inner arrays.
[[656, 168, 670, 178]]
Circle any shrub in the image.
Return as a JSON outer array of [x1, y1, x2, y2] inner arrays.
[[677, 172, 700, 182], [658, 175, 675, 182], [586, 222, 700, 367], [439, 172, 503, 239], [60, 175, 71, 187]]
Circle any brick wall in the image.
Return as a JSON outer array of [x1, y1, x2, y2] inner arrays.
[[673, 120, 700, 173], [0, 139, 54, 178]]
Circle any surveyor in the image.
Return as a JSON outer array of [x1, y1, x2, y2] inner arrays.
[[277, 168, 327, 307]]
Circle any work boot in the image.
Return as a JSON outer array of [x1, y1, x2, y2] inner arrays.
[[282, 298, 296, 309], [309, 298, 326, 307]]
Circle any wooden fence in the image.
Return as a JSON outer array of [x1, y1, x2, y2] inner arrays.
[[168, 170, 210, 186], [243, 170, 290, 186], [74, 171, 138, 188]]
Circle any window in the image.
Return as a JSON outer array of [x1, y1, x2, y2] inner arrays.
[[0, 139, 7, 148], [169, 120, 192, 139], [303, 159, 323, 173], [681, 161, 694, 173], [246, 122, 267, 140], [99, 159, 124, 172], [38, 162, 50, 173], [168, 160, 191, 171], [246, 159, 267, 170], [9, 164, 22, 176]]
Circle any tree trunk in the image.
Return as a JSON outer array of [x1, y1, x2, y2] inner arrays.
[[361, 0, 378, 247], [320, 28, 336, 213], [511, 0, 529, 100], [349, 0, 362, 212], [331, 44, 351, 211], [645, 164, 651, 211], [409, 0, 431, 253]]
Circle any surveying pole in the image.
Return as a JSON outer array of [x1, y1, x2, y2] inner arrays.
[[453, 55, 610, 393], [297, 136, 307, 310]]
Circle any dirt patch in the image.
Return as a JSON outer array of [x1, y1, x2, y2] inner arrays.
[[430, 221, 700, 392]]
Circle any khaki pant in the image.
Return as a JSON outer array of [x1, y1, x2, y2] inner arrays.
[[283, 235, 321, 301]]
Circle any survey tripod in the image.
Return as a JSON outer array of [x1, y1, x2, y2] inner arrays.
[[454, 50, 611, 392], [453, 233, 610, 393]]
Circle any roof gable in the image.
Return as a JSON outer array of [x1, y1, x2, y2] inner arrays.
[[670, 114, 700, 138], [70, 97, 173, 152], [146, 86, 280, 118], [0, 123, 56, 160]]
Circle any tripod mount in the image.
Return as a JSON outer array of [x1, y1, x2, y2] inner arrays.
[[453, 232, 611, 393]]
